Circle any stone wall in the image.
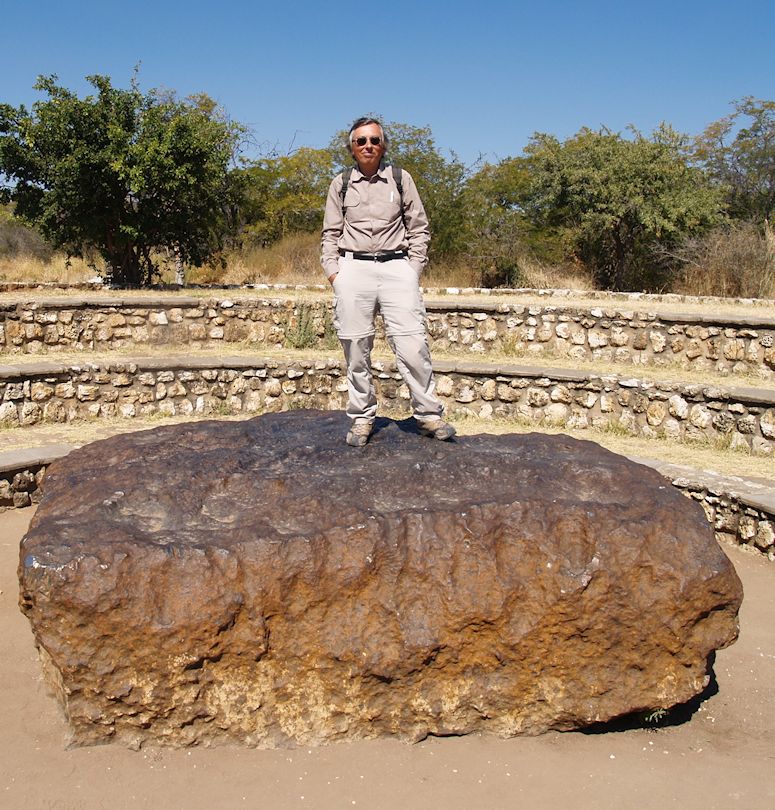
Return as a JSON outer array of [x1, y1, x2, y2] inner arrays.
[[689, 487, 775, 557], [0, 464, 45, 509], [2, 357, 773, 453], [427, 305, 775, 380], [1, 297, 774, 379]]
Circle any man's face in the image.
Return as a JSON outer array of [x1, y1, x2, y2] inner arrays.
[[350, 122, 385, 175]]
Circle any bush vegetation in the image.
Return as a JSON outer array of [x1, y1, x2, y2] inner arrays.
[[1, 75, 773, 297]]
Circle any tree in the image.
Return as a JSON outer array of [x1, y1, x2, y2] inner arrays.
[[0, 74, 241, 285], [234, 147, 335, 246], [694, 97, 775, 223], [328, 119, 469, 262], [461, 157, 565, 286], [522, 125, 724, 290]]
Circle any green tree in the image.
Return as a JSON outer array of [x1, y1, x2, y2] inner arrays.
[[328, 119, 468, 262], [235, 147, 334, 246], [0, 74, 240, 286], [461, 157, 565, 286], [694, 97, 775, 223], [523, 125, 723, 290]]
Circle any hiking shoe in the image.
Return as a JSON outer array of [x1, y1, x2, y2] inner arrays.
[[416, 417, 456, 441], [346, 420, 374, 447]]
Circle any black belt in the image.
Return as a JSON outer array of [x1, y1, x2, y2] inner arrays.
[[339, 249, 408, 262]]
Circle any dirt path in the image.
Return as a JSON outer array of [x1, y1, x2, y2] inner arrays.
[[2, 507, 774, 810]]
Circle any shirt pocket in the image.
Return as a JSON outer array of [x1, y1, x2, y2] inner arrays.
[[343, 187, 361, 210], [372, 182, 402, 226]]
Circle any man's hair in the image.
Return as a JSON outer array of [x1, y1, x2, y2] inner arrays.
[[347, 117, 389, 152]]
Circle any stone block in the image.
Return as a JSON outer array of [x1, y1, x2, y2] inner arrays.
[[646, 401, 666, 426], [76, 384, 101, 402], [20, 402, 43, 425], [689, 405, 712, 430], [760, 409, 775, 440], [649, 331, 667, 353], [30, 382, 54, 402], [668, 395, 689, 420], [0, 401, 19, 426], [544, 403, 568, 423]]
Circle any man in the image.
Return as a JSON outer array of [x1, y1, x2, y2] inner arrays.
[[321, 116, 455, 447]]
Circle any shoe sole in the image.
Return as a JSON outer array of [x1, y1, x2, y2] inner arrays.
[[417, 426, 456, 441]]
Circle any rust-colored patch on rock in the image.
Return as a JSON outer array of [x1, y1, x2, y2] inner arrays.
[[19, 410, 742, 748]]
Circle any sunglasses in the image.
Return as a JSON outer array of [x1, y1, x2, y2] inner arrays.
[[352, 136, 382, 146]]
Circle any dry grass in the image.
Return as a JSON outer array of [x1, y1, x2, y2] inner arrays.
[[0, 233, 595, 293], [185, 233, 323, 286], [0, 254, 97, 283], [397, 253, 596, 292], [671, 222, 775, 300]]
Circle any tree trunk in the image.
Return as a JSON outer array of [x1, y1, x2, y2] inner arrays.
[[174, 247, 185, 286], [104, 245, 143, 287], [611, 227, 628, 291]]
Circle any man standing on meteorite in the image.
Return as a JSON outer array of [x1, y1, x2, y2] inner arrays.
[[321, 116, 455, 447]]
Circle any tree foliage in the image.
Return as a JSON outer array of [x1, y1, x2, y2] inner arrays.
[[5, 84, 772, 295], [233, 147, 334, 246], [522, 125, 724, 290], [0, 74, 240, 285], [694, 97, 775, 223], [461, 157, 567, 286]]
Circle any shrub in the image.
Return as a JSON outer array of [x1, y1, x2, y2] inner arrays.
[[670, 221, 774, 299], [0, 209, 53, 260]]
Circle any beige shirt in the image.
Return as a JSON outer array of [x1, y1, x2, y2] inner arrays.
[[320, 164, 430, 278]]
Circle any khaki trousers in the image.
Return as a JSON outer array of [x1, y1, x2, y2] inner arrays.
[[332, 256, 444, 422]]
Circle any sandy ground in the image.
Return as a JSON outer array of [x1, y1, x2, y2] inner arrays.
[[2, 507, 774, 810]]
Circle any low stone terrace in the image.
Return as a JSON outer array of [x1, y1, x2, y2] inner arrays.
[[1, 292, 774, 379], [1, 283, 773, 560]]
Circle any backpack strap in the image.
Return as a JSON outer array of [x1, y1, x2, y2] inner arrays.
[[391, 164, 403, 200], [392, 165, 406, 228], [339, 166, 353, 210]]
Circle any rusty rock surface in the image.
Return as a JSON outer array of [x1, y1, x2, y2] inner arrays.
[[19, 409, 743, 748]]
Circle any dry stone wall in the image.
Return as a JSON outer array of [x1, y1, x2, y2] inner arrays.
[[2, 357, 774, 454], [427, 305, 775, 380], [691, 487, 775, 556], [0, 464, 44, 509], [1, 297, 773, 379]]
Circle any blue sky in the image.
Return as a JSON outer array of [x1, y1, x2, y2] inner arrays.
[[3, 0, 773, 165]]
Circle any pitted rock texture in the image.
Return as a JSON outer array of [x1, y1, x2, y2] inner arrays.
[[19, 409, 743, 748]]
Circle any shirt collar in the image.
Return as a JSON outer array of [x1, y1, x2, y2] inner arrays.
[[351, 161, 390, 183]]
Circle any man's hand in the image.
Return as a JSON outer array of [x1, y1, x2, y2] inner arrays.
[[327, 273, 338, 285]]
